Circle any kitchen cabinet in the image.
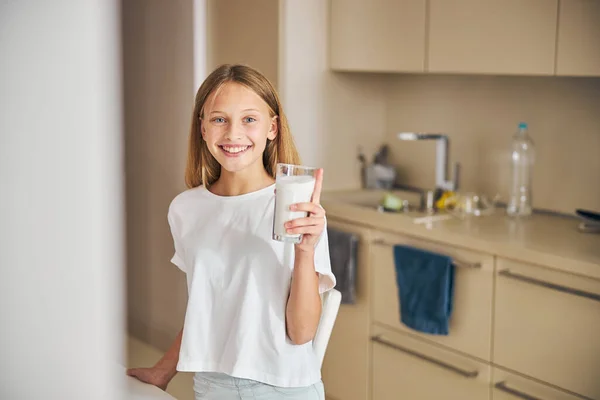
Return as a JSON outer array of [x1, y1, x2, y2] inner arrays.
[[492, 367, 583, 400], [428, 0, 558, 75], [371, 325, 491, 400], [371, 232, 494, 361], [329, 0, 600, 77], [329, 0, 426, 72], [556, 0, 600, 76], [493, 258, 600, 399], [320, 190, 600, 400], [321, 218, 372, 400]]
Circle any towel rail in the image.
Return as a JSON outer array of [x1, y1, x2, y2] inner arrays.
[[371, 238, 482, 269]]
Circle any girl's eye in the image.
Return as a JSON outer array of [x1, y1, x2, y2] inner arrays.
[[212, 117, 226, 123], [243, 117, 256, 123]]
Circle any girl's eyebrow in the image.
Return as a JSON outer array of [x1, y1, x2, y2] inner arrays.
[[209, 108, 260, 114]]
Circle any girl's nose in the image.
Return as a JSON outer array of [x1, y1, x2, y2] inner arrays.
[[224, 120, 243, 140]]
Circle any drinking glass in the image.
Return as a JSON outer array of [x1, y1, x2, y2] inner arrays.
[[272, 163, 317, 243]]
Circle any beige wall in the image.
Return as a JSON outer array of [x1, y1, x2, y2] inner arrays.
[[206, 0, 279, 87], [279, 0, 388, 190], [383, 74, 600, 214], [122, 0, 193, 350]]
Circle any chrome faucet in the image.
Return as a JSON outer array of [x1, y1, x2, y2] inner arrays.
[[396, 132, 460, 192]]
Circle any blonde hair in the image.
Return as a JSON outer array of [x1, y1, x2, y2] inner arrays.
[[184, 64, 301, 188]]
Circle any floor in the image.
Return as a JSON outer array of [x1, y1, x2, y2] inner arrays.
[[126, 336, 195, 400]]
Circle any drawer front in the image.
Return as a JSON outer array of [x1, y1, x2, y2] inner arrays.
[[494, 258, 600, 399], [371, 325, 491, 400], [371, 232, 494, 360], [492, 367, 583, 400]]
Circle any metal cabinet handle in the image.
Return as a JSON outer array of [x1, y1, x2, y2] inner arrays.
[[495, 381, 595, 400], [371, 335, 478, 378], [372, 239, 482, 269], [494, 381, 544, 400], [498, 269, 600, 303]]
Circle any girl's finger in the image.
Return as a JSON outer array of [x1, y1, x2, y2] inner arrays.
[[290, 202, 325, 216], [286, 216, 322, 229], [287, 225, 323, 236], [310, 168, 324, 204]]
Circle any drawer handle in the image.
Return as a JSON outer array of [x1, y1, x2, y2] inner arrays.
[[498, 269, 600, 303], [372, 239, 482, 269], [370, 335, 479, 378], [494, 381, 544, 400], [496, 381, 595, 400]]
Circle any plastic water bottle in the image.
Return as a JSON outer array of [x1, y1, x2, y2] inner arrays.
[[507, 122, 535, 217]]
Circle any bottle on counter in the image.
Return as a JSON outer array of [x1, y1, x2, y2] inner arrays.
[[507, 122, 535, 217]]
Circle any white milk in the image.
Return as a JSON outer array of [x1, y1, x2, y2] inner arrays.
[[273, 175, 316, 242]]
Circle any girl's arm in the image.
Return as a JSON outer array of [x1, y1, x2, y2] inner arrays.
[[284, 168, 327, 345], [126, 328, 183, 390], [286, 249, 322, 344]]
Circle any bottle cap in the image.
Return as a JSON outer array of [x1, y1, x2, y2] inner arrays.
[[518, 122, 528, 129]]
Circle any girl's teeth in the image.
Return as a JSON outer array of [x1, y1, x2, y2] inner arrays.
[[222, 146, 248, 154]]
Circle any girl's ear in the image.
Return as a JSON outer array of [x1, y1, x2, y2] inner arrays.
[[200, 118, 206, 139], [267, 116, 278, 140]]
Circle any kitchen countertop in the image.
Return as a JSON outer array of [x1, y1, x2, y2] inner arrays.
[[321, 189, 600, 280]]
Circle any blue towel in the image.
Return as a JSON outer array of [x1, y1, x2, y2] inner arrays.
[[393, 244, 455, 335]]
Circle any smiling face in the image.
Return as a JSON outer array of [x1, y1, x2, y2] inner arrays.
[[200, 82, 278, 176]]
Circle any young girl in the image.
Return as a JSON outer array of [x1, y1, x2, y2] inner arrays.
[[127, 64, 336, 399]]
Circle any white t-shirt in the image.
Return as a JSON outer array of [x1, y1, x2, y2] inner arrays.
[[167, 183, 336, 388]]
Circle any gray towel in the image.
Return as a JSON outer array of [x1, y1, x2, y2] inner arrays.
[[326, 227, 358, 304]]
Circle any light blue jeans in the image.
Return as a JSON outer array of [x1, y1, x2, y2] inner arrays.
[[193, 372, 325, 400]]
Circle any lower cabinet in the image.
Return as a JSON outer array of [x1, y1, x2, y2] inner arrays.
[[321, 221, 598, 400], [371, 325, 491, 400], [321, 219, 373, 400], [493, 258, 600, 399], [492, 367, 583, 400]]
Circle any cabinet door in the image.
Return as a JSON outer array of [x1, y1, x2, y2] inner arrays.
[[371, 326, 491, 400], [492, 367, 583, 400], [494, 258, 600, 399], [371, 232, 494, 361], [329, 0, 426, 72], [321, 219, 371, 400], [428, 0, 558, 75], [556, 0, 600, 76]]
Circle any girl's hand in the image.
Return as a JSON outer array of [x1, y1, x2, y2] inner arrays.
[[126, 366, 171, 391], [285, 168, 326, 254]]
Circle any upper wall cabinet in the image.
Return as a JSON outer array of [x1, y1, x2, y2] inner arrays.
[[556, 0, 600, 76], [329, 0, 600, 77], [329, 0, 427, 72], [428, 0, 558, 75]]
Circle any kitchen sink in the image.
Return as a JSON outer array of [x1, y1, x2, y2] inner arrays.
[[324, 188, 435, 217]]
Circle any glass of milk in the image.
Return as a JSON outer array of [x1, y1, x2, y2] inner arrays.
[[272, 163, 317, 243]]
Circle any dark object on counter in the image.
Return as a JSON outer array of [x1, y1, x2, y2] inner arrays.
[[576, 209, 600, 223], [393, 244, 455, 335], [327, 227, 358, 304], [576, 209, 600, 234], [373, 144, 390, 165]]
